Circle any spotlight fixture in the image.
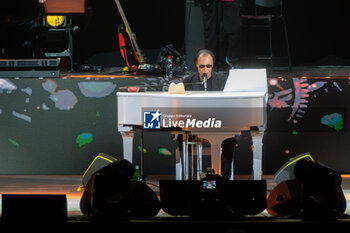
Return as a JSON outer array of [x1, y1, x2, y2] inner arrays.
[[45, 15, 66, 27]]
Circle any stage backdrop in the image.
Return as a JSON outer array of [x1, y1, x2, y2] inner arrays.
[[0, 76, 349, 175]]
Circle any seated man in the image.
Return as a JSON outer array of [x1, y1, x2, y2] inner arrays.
[[181, 49, 238, 180]]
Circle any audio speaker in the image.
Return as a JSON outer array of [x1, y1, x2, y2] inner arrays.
[[267, 180, 302, 216], [82, 153, 118, 187], [274, 152, 314, 184], [159, 180, 202, 216], [294, 159, 346, 219], [159, 180, 267, 216], [221, 180, 266, 215], [1, 194, 67, 222], [80, 159, 136, 219], [268, 159, 346, 218]]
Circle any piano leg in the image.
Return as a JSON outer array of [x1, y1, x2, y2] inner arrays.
[[194, 133, 237, 178], [182, 132, 189, 180], [174, 131, 191, 180], [196, 135, 223, 176], [196, 138, 203, 180], [230, 160, 234, 180], [190, 137, 203, 180], [120, 131, 135, 163], [175, 132, 205, 180], [172, 132, 182, 180], [175, 148, 182, 180], [251, 130, 264, 180], [211, 143, 222, 176]]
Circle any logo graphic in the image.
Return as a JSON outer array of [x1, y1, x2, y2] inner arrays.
[[143, 109, 161, 129]]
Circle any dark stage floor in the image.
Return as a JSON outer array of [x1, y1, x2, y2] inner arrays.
[[0, 174, 350, 232]]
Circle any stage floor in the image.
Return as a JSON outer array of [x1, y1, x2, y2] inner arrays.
[[0, 174, 350, 217], [1, 175, 350, 232]]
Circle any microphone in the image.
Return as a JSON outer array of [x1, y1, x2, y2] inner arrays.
[[202, 73, 207, 91]]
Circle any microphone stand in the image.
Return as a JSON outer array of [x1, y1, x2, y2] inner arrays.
[[202, 73, 208, 91]]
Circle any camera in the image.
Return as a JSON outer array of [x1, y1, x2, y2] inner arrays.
[[202, 180, 216, 190], [200, 168, 222, 194], [196, 168, 225, 219]]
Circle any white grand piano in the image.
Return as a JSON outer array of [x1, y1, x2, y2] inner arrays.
[[117, 69, 268, 180]]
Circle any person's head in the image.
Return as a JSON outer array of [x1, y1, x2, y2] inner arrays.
[[195, 49, 215, 80]]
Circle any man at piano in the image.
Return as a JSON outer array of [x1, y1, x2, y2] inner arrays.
[[183, 49, 226, 91], [182, 49, 239, 180]]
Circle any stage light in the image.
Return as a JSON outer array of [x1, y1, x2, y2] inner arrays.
[[269, 78, 278, 86], [46, 15, 66, 27], [274, 152, 314, 184]]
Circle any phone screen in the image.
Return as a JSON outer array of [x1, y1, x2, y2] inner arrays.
[[203, 180, 216, 189]]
